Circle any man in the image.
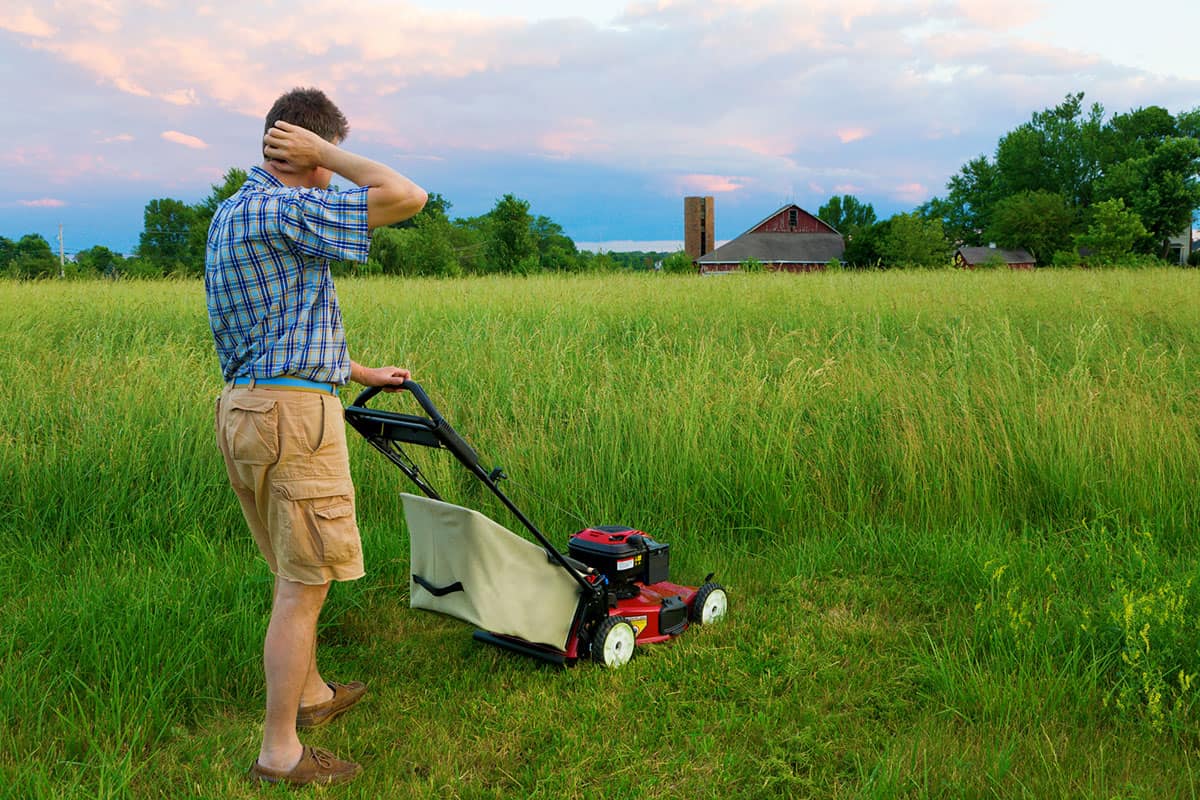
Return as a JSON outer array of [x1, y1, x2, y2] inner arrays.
[[205, 87, 427, 787]]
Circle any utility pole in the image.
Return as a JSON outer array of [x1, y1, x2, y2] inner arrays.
[[58, 223, 65, 278]]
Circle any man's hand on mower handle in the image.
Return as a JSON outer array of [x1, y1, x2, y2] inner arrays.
[[350, 361, 411, 392]]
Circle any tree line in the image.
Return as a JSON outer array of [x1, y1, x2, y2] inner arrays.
[[805, 93, 1200, 270], [1, 168, 646, 279]]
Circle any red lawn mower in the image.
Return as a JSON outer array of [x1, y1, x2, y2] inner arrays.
[[345, 381, 729, 667]]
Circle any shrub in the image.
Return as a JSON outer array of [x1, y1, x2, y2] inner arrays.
[[660, 251, 695, 274], [1051, 250, 1082, 268]]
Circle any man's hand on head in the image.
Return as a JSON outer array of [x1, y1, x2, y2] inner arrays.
[[263, 120, 331, 172]]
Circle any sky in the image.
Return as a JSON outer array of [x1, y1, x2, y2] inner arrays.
[[2, 0, 1199, 256]]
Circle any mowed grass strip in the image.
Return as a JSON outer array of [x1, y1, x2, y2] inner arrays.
[[0, 269, 1198, 799]]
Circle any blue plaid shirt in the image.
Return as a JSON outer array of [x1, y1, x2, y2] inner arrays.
[[205, 166, 370, 384]]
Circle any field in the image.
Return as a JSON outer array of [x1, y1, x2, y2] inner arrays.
[[1, 269, 1199, 799]]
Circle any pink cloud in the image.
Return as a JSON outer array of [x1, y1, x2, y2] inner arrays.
[[0, 8, 55, 37], [678, 174, 746, 193], [21, 198, 66, 208], [101, 134, 135, 144], [719, 134, 795, 159], [894, 182, 928, 202], [837, 127, 869, 144], [538, 118, 608, 158], [954, 0, 1040, 30], [161, 131, 208, 150], [161, 88, 198, 106]]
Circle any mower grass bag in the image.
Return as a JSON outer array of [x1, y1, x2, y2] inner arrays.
[[401, 492, 582, 650]]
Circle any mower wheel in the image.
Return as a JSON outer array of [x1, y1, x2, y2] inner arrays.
[[591, 616, 637, 668], [691, 582, 729, 624]]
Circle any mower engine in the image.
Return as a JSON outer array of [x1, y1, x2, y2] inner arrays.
[[568, 525, 670, 597]]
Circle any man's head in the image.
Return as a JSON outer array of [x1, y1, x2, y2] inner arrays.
[[264, 87, 349, 144]]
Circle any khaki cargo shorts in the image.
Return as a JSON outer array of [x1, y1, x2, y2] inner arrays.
[[215, 385, 365, 585]]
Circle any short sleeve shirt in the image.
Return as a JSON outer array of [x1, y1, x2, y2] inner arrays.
[[205, 166, 370, 384]]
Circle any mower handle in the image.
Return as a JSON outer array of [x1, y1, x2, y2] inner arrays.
[[352, 380, 481, 470], [353, 380, 441, 421]]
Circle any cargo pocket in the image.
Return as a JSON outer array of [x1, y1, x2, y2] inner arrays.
[[227, 395, 280, 465], [275, 478, 360, 566]]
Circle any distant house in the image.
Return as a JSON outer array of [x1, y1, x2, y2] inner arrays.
[[1167, 228, 1193, 265], [695, 204, 844, 274], [955, 246, 1036, 270]]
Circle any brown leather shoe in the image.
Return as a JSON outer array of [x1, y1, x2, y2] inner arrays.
[[296, 681, 368, 729], [248, 746, 361, 787]]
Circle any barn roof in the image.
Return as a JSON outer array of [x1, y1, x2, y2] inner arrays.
[[956, 246, 1035, 265], [696, 232, 846, 265], [745, 204, 841, 236]]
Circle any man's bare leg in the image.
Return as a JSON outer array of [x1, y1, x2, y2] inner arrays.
[[257, 576, 331, 771], [300, 627, 335, 707]]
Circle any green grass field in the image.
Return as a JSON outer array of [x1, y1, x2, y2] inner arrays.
[[1, 269, 1199, 799]]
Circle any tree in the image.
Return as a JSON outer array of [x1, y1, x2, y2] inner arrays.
[[531, 215, 579, 272], [196, 168, 248, 218], [0, 236, 14, 274], [1177, 107, 1200, 140], [74, 245, 123, 277], [842, 218, 891, 268], [1094, 138, 1200, 256], [138, 198, 198, 275], [407, 213, 461, 277], [660, 251, 695, 274], [583, 251, 617, 272], [994, 92, 1104, 207], [818, 195, 877, 233], [485, 194, 538, 273], [987, 191, 1074, 264], [923, 155, 1001, 245], [10, 234, 58, 279], [879, 213, 952, 268], [368, 226, 411, 275], [189, 168, 248, 267], [1099, 105, 1177, 164], [1075, 199, 1147, 263]]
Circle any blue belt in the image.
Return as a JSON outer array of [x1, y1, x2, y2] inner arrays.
[[229, 376, 339, 396]]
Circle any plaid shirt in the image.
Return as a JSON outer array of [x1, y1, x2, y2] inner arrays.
[[205, 166, 370, 384]]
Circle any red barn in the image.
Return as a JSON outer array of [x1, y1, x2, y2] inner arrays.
[[695, 204, 844, 274], [955, 246, 1036, 270]]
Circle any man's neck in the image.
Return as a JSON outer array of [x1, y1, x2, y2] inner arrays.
[[262, 159, 311, 188]]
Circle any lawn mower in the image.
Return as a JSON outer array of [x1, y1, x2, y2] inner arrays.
[[344, 381, 728, 668]]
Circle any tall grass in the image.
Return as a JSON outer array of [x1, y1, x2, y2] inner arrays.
[[1, 269, 1198, 798]]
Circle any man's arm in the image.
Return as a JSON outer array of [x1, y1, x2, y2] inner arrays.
[[350, 360, 410, 390], [264, 121, 428, 229]]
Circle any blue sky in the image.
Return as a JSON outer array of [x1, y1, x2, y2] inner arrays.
[[2, 0, 1198, 256]]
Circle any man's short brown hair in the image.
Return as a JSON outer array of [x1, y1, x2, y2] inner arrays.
[[264, 87, 350, 143]]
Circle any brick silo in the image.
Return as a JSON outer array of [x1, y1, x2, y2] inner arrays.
[[684, 196, 714, 261]]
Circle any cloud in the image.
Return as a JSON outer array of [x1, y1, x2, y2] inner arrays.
[[161, 131, 208, 149], [677, 175, 746, 193], [162, 89, 198, 106], [893, 182, 928, 202], [0, 8, 55, 37], [101, 134, 135, 144], [538, 118, 607, 158], [837, 128, 870, 144], [20, 198, 66, 208]]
